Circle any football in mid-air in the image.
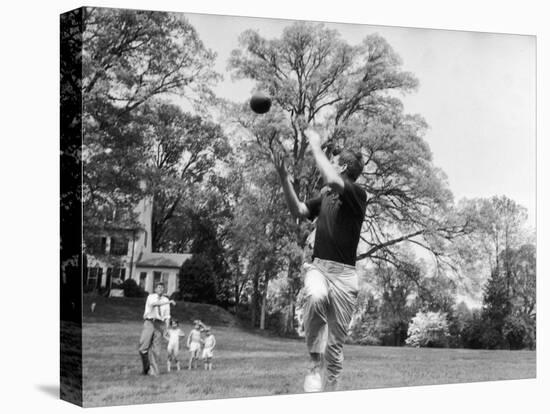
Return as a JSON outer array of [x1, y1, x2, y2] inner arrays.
[[250, 93, 272, 114]]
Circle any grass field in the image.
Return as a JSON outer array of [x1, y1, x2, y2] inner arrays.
[[81, 297, 536, 407]]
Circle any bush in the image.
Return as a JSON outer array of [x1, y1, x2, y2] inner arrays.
[[406, 311, 450, 348], [235, 303, 251, 324], [376, 319, 410, 346], [169, 291, 184, 301], [447, 301, 473, 348], [266, 310, 300, 338], [120, 278, 147, 298], [179, 254, 217, 304], [348, 318, 383, 346], [480, 324, 505, 349], [503, 314, 536, 350], [461, 310, 485, 349]]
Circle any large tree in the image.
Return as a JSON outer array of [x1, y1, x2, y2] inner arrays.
[[508, 244, 536, 324], [460, 196, 528, 272], [455, 196, 534, 348], [138, 100, 231, 250], [227, 22, 471, 277], [81, 8, 219, 227], [370, 260, 421, 346], [454, 195, 529, 300], [226, 146, 299, 328], [481, 243, 536, 349]]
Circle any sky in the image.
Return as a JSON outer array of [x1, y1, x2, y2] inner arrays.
[[184, 12, 536, 226]]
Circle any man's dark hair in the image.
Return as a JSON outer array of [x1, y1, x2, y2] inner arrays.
[[336, 149, 364, 182], [155, 282, 165, 288]]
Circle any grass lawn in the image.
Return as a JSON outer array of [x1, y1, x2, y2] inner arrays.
[[80, 297, 536, 407]]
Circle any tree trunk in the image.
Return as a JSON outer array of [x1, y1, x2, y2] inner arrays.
[[251, 274, 260, 327], [234, 281, 240, 307], [250, 295, 257, 328], [260, 282, 268, 330], [286, 283, 295, 334]]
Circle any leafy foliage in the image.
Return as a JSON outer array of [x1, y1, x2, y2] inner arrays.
[[481, 268, 511, 349], [461, 310, 485, 349], [348, 291, 383, 346], [228, 23, 470, 275], [179, 254, 217, 304], [479, 244, 536, 349], [348, 259, 421, 346], [121, 278, 147, 298], [447, 301, 473, 348], [406, 311, 450, 348], [141, 101, 231, 250], [81, 8, 219, 228]]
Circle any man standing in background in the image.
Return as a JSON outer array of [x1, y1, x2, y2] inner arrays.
[[138, 282, 175, 376]]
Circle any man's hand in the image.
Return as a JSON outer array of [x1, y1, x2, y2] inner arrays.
[[272, 150, 288, 178], [271, 145, 310, 219], [304, 128, 323, 150], [169, 300, 176, 306]]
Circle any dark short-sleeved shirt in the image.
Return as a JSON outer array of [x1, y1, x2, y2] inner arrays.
[[305, 180, 367, 266]]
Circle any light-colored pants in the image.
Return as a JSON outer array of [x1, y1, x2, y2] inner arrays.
[[202, 347, 214, 359], [167, 343, 180, 362], [138, 319, 165, 375], [303, 258, 358, 383], [189, 342, 201, 358]]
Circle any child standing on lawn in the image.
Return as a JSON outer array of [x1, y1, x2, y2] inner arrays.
[[201, 327, 216, 370], [187, 320, 203, 370], [164, 319, 185, 372]]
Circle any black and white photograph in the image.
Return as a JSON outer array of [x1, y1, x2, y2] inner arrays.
[[5, 0, 550, 412], [57, 5, 539, 408]]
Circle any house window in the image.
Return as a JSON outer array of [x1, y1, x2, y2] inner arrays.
[[110, 237, 129, 256], [152, 271, 169, 288], [106, 267, 113, 288], [139, 272, 147, 290], [108, 267, 127, 287], [97, 268, 103, 288], [85, 236, 107, 255], [86, 267, 103, 290], [153, 271, 162, 286], [112, 266, 126, 281]]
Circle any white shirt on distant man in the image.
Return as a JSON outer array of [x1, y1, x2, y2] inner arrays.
[[143, 293, 171, 321]]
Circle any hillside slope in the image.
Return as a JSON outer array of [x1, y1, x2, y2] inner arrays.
[[82, 295, 237, 326]]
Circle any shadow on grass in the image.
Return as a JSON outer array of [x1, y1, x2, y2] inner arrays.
[[36, 384, 59, 399]]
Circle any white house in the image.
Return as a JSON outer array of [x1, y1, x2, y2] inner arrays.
[[84, 198, 191, 296], [134, 251, 192, 294]]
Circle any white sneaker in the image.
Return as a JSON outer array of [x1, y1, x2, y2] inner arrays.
[[304, 365, 323, 392]]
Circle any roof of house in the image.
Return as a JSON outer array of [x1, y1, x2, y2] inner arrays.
[[136, 252, 192, 269]]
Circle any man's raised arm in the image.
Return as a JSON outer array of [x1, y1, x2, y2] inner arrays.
[[303, 128, 345, 194], [272, 151, 310, 219]]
